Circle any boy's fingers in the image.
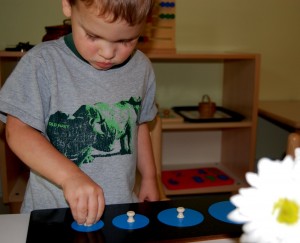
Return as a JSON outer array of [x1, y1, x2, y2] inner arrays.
[[85, 196, 99, 225], [76, 196, 88, 225], [85, 196, 105, 225], [96, 196, 105, 222]]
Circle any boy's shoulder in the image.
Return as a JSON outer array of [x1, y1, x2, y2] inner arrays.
[[25, 37, 69, 58], [132, 49, 152, 65]]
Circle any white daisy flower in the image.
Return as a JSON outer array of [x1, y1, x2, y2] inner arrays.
[[228, 148, 300, 243]]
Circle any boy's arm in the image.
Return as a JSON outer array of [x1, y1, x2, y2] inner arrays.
[[5, 115, 105, 225], [136, 123, 159, 202]]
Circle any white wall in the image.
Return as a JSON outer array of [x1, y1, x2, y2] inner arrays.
[[0, 0, 65, 49], [176, 0, 300, 101]]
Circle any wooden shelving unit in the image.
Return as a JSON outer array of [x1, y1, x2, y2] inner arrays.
[[0, 50, 260, 211], [0, 51, 28, 213], [142, 49, 260, 196]]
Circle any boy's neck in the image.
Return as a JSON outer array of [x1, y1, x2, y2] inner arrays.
[[64, 33, 134, 69]]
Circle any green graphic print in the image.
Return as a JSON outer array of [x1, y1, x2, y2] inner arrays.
[[47, 97, 141, 167]]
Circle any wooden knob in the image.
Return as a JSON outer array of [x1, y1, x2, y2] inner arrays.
[[127, 211, 135, 223], [177, 207, 185, 219]]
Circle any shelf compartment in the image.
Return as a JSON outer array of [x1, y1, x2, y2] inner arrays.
[[162, 163, 247, 196]]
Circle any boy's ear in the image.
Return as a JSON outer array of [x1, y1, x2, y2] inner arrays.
[[62, 0, 72, 17]]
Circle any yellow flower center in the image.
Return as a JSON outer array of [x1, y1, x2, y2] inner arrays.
[[273, 198, 299, 225]]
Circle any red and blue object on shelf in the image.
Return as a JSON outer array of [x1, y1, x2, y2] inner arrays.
[[162, 167, 234, 190]]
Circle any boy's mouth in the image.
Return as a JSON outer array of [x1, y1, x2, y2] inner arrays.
[[94, 61, 114, 70]]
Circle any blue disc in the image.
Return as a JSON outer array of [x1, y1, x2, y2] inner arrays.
[[112, 213, 149, 230], [208, 201, 242, 224], [71, 220, 104, 232], [157, 208, 204, 227]]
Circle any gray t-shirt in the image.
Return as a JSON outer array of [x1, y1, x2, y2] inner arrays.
[[0, 37, 157, 213]]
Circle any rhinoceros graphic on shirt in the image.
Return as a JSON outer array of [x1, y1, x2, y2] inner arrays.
[[46, 97, 141, 166]]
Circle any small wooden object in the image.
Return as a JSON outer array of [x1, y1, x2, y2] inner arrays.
[[177, 207, 185, 219], [286, 133, 300, 158], [198, 95, 216, 118], [127, 211, 135, 223]]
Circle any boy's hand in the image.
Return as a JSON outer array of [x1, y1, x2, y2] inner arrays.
[[138, 177, 159, 202], [61, 173, 105, 226], [5, 115, 105, 226]]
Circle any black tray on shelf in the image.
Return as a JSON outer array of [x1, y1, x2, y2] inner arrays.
[[172, 106, 244, 123]]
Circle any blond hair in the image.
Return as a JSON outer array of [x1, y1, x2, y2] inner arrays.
[[68, 0, 153, 25]]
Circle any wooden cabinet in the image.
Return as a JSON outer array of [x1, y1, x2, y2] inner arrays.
[[143, 49, 260, 196], [0, 50, 260, 212], [0, 51, 28, 213]]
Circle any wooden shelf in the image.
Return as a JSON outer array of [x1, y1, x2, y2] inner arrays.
[[0, 51, 25, 57], [0, 50, 259, 60], [141, 49, 259, 61], [162, 120, 252, 131]]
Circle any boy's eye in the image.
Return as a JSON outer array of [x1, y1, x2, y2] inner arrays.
[[119, 38, 137, 45], [86, 34, 97, 41], [119, 39, 130, 44]]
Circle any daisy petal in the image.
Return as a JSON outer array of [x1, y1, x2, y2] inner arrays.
[[227, 209, 248, 223], [245, 172, 260, 188]]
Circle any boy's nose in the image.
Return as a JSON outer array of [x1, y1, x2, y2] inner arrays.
[[98, 42, 115, 60]]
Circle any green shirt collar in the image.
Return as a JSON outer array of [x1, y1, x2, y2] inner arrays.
[[64, 33, 87, 63]]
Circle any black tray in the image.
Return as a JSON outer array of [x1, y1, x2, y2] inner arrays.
[[26, 193, 242, 243], [173, 106, 244, 123]]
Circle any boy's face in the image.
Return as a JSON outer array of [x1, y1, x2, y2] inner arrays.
[[62, 0, 144, 70]]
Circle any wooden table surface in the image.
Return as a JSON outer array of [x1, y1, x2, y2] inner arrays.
[[259, 100, 300, 131]]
